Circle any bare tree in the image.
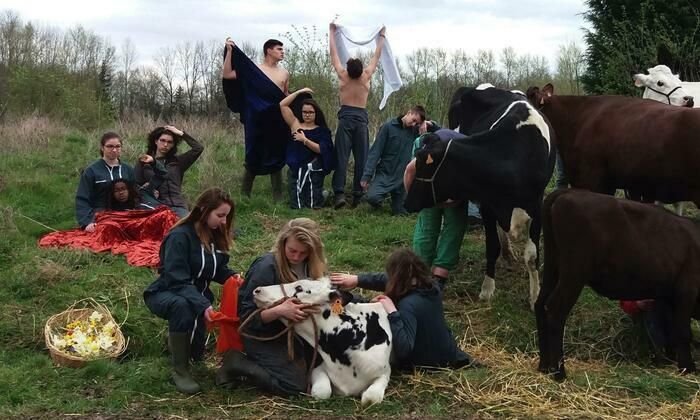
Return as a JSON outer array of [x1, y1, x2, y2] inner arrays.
[[176, 41, 201, 113], [556, 42, 585, 95], [154, 46, 176, 111], [501, 47, 518, 89]]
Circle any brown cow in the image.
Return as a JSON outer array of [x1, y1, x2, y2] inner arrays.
[[537, 189, 700, 380], [527, 84, 700, 207]]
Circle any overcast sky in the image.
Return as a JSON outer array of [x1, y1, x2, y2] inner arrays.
[[3, 0, 590, 67]]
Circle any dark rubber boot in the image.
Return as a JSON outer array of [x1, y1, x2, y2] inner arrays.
[[169, 332, 201, 395], [215, 350, 276, 392], [270, 170, 284, 202], [241, 168, 255, 197]]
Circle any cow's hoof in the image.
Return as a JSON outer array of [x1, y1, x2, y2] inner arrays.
[[553, 367, 567, 382], [479, 276, 495, 302], [678, 365, 696, 375], [311, 383, 332, 400], [361, 388, 385, 406]]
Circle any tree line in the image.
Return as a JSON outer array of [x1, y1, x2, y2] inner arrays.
[[1, 1, 698, 131]]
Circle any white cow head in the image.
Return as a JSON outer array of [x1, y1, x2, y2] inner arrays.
[[633, 65, 694, 107], [253, 277, 351, 308]]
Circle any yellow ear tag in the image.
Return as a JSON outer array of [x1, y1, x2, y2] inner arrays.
[[426, 154, 434, 165], [331, 298, 344, 315]]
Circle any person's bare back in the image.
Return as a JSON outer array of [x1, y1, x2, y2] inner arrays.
[[338, 73, 371, 108], [329, 24, 385, 109]]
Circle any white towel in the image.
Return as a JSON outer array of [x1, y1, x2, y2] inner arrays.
[[333, 24, 403, 110]]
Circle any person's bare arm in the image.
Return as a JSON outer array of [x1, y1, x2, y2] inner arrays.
[[222, 38, 237, 79], [365, 26, 386, 76], [280, 87, 313, 129], [329, 23, 345, 75], [282, 70, 290, 95]]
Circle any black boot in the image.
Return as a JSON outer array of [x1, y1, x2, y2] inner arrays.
[[270, 170, 284, 202], [169, 332, 201, 394], [216, 350, 276, 392], [334, 193, 347, 209], [241, 168, 255, 197]]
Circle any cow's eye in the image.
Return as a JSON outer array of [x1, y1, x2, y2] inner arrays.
[[657, 81, 664, 87]]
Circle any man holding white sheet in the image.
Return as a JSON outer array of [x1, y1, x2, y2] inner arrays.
[[329, 23, 386, 209]]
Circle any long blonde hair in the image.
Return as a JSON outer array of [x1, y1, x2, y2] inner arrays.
[[173, 187, 235, 253], [273, 218, 326, 283]]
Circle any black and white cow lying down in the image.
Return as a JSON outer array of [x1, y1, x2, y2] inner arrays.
[[252, 278, 392, 405], [404, 84, 555, 309]]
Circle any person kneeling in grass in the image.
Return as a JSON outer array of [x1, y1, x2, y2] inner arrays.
[[143, 187, 238, 394], [331, 248, 480, 370]]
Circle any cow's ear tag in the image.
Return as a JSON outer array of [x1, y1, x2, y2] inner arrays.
[[331, 298, 344, 315], [426, 154, 434, 164]]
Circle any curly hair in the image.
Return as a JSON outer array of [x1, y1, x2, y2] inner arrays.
[[384, 248, 434, 301], [145, 127, 181, 160]]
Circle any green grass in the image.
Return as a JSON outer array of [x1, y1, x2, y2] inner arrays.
[[1, 130, 700, 418]]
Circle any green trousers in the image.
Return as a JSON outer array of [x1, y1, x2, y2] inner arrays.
[[412, 206, 468, 271]]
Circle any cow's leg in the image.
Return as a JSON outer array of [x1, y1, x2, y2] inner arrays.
[[497, 225, 516, 264], [671, 291, 697, 373], [544, 275, 584, 381], [524, 206, 541, 311], [310, 364, 332, 400], [535, 287, 551, 372], [360, 373, 390, 406], [480, 207, 500, 302]]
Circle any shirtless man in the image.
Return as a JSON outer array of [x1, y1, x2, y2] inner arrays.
[[329, 23, 385, 208], [223, 38, 289, 201]]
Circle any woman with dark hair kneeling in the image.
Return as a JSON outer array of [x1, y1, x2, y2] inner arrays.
[[330, 248, 479, 370], [280, 88, 335, 209], [135, 125, 204, 217], [216, 218, 326, 394], [144, 187, 238, 394]]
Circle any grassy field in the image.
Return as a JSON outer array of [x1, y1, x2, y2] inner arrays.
[[1, 117, 699, 419]]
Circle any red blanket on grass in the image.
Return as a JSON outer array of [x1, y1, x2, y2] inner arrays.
[[38, 206, 179, 267]]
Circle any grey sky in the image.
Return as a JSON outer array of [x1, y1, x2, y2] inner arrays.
[[3, 0, 589, 67]]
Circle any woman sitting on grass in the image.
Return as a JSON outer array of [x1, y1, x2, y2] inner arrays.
[[75, 132, 135, 232], [216, 218, 325, 394], [280, 88, 335, 209], [135, 125, 203, 217], [143, 187, 238, 395], [330, 248, 479, 370], [105, 180, 141, 211]]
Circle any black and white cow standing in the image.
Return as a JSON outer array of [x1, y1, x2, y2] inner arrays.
[[404, 84, 555, 309], [252, 278, 392, 406]]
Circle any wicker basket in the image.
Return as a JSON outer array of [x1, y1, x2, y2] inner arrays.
[[44, 298, 127, 368]]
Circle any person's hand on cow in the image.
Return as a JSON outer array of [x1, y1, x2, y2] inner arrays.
[[330, 273, 359, 289], [373, 295, 397, 314], [274, 298, 316, 322]]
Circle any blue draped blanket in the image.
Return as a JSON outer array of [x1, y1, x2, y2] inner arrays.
[[222, 46, 289, 175]]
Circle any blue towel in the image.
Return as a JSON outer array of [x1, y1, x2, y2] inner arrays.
[[286, 126, 336, 175], [222, 46, 290, 175]]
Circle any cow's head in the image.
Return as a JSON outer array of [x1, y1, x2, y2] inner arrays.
[[450, 83, 528, 133], [253, 277, 353, 309], [526, 84, 556, 109], [633, 65, 694, 107], [403, 133, 455, 212]]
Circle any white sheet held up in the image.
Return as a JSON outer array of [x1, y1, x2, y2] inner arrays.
[[333, 24, 403, 110]]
